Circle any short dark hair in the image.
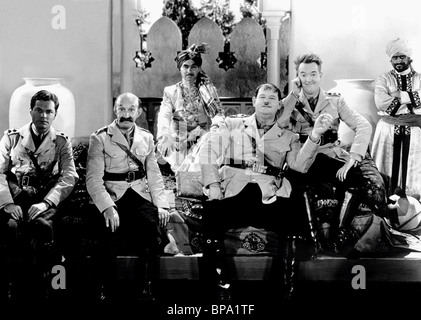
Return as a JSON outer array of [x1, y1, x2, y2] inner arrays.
[[254, 83, 282, 100], [30, 90, 59, 111], [294, 53, 323, 74]]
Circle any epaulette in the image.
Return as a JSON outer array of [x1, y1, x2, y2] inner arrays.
[[327, 92, 341, 97], [6, 128, 19, 135], [94, 126, 108, 135], [229, 113, 249, 118], [56, 131, 69, 140]]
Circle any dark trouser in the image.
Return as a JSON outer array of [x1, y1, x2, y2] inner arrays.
[[201, 183, 305, 300], [91, 188, 164, 299], [288, 154, 363, 232], [391, 125, 410, 195], [0, 190, 58, 301], [286, 153, 387, 253]]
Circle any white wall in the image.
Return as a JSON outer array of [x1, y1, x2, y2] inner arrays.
[[289, 0, 421, 90], [0, 0, 113, 137]]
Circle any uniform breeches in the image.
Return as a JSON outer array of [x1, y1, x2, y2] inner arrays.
[[98, 188, 162, 257], [306, 153, 364, 191], [202, 183, 299, 241], [305, 153, 387, 214], [0, 205, 55, 258]]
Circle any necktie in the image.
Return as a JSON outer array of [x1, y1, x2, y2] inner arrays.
[[308, 97, 316, 111], [125, 132, 133, 147], [33, 134, 43, 149]]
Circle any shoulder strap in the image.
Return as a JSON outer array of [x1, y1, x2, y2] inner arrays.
[[295, 101, 314, 126], [26, 148, 44, 176], [114, 142, 146, 176]]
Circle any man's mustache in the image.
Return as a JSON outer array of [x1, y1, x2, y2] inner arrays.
[[119, 117, 134, 122]]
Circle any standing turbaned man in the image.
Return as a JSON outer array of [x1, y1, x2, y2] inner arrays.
[[372, 38, 421, 197]]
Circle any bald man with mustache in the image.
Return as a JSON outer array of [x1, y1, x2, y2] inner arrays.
[[86, 92, 169, 302]]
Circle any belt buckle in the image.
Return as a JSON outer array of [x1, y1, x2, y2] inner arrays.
[[22, 175, 30, 188], [126, 171, 135, 182]]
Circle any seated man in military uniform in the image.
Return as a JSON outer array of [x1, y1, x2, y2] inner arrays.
[[198, 83, 332, 301], [86, 92, 170, 302], [279, 53, 388, 253], [0, 90, 78, 302]]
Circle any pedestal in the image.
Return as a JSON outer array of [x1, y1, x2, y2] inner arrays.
[[330, 79, 380, 146], [9, 78, 76, 138]]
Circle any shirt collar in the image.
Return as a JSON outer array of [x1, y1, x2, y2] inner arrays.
[[30, 123, 49, 137]]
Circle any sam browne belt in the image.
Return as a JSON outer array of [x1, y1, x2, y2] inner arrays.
[[226, 159, 284, 179], [103, 170, 145, 182]]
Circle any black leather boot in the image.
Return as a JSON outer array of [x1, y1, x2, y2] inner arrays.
[[279, 236, 302, 302], [136, 252, 159, 301], [203, 238, 232, 301], [334, 190, 361, 255]]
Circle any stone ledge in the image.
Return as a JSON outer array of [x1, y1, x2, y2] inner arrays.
[[111, 252, 421, 282]]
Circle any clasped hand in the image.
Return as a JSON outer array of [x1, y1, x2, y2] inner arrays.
[[4, 202, 49, 221]]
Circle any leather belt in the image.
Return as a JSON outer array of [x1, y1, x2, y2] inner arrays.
[[20, 174, 41, 189], [226, 159, 284, 179], [103, 171, 145, 182]]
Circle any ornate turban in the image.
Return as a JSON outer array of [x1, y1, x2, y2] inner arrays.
[[175, 43, 210, 69], [386, 38, 413, 58]]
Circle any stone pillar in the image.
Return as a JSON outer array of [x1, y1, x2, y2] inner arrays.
[[120, 0, 138, 93], [259, 0, 290, 88]]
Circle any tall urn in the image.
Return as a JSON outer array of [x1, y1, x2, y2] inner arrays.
[[9, 78, 76, 138], [329, 79, 380, 147]]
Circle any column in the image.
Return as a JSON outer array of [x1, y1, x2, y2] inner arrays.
[[120, 0, 138, 93], [259, 0, 290, 88]]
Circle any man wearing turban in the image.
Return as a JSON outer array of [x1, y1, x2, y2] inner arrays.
[[372, 38, 421, 198], [156, 43, 225, 173]]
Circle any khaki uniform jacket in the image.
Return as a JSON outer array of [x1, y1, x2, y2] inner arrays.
[[86, 120, 169, 213], [199, 114, 320, 203], [0, 123, 78, 209], [281, 90, 372, 161]]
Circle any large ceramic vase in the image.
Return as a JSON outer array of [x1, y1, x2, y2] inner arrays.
[[9, 78, 76, 138], [329, 79, 380, 147]]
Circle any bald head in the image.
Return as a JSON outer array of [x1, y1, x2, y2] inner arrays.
[[113, 92, 142, 131], [114, 92, 141, 109]]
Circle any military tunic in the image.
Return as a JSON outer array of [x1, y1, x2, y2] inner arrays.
[[0, 122, 78, 209], [281, 89, 372, 161], [86, 119, 169, 213], [200, 113, 320, 203]]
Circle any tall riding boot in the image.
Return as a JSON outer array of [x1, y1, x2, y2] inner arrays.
[[279, 236, 301, 302], [35, 240, 61, 302], [334, 190, 360, 255], [136, 251, 159, 301], [203, 238, 232, 301], [0, 246, 16, 303], [303, 190, 321, 256]]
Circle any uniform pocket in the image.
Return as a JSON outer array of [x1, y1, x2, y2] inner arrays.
[[104, 149, 126, 171]]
